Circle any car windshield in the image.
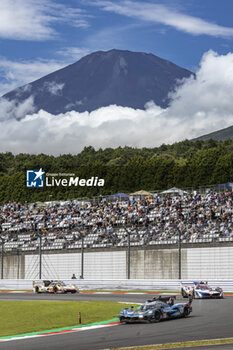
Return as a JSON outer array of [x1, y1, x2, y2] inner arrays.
[[198, 286, 209, 290], [140, 305, 151, 311], [139, 302, 163, 311], [53, 281, 66, 286]]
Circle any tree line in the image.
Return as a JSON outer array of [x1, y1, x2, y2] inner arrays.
[[0, 138, 232, 204]]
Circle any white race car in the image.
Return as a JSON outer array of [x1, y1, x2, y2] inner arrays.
[[181, 281, 223, 299], [33, 280, 79, 294]]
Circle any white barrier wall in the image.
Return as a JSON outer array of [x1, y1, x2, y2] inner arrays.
[[3, 245, 233, 280], [25, 251, 126, 280], [1, 279, 233, 292], [186, 246, 233, 279]]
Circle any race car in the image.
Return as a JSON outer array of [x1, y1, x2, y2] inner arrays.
[[119, 296, 192, 323], [33, 280, 51, 293], [48, 281, 79, 294], [33, 280, 79, 294], [181, 281, 223, 299]]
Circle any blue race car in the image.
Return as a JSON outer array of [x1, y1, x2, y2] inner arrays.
[[119, 296, 192, 323]]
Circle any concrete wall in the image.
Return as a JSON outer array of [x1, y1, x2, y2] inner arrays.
[[129, 249, 187, 279], [2, 244, 233, 280], [0, 254, 24, 279]]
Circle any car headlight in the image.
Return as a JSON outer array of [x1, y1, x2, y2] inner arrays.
[[139, 315, 144, 319]]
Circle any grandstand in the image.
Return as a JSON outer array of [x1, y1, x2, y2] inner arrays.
[[0, 190, 232, 253]]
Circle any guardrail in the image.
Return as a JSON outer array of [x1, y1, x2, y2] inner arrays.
[[1, 279, 233, 292]]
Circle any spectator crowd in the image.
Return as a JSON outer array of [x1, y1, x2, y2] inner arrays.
[[0, 190, 232, 251]]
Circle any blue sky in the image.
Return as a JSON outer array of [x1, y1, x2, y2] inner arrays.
[[1, 0, 233, 96], [0, 0, 233, 155]]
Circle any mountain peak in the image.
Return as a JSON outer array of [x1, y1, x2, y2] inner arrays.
[[2, 49, 193, 115]]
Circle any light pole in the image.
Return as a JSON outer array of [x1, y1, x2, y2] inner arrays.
[[81, 233, 84, 279], [78, 224, 84, 279], [125, 215, 134, 280], [17, 248, 20, 279], [35, 224, 42, 280], [178, 228, 181, 280], [39, 232, 42, 279], [0, 236, 4, 280]]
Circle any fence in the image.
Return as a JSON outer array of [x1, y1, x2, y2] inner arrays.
[[1, 241, 233, 280]]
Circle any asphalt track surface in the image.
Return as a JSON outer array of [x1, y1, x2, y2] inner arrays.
[[1, 293, 233, 350]]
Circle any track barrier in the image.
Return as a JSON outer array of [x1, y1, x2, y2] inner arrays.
[[0, 279, 233, 292]]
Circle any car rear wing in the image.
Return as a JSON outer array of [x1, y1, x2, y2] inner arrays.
[[180, 282, 195, 287], [33, 280, 51, 287]]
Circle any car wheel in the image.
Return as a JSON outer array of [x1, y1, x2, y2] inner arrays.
[[35, 287, 40, 294], [183, 307, 190, 318], [71, 290, 76, 293], [181, 289, 187, 298], [53, 286, 57, 293], [153, 311, 162, 323]]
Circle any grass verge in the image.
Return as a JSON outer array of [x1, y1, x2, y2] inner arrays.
[[111, 338, 233, 349], [0, 300, 130, 337]]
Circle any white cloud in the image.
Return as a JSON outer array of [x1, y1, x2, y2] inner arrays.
[[0, 46, 92, 96], [56, 47, 91, 61], [95, 1, 233, 37], [0, 51, 233, 154], [43, 82, 65, 96], [0, 0, 89, 41], [0, 58, 66, 96], [0, 96, 35, 121]]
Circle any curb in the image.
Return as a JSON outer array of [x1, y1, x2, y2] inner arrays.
[[0, 318, 120, 342]]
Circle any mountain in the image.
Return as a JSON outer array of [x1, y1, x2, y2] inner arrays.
[[192, 125, 233, 141], [2, 49, 193, 115]]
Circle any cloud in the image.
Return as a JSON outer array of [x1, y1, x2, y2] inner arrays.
[[43, 82, 65, 96], [56, 47, 91, 61], [94, 1, 233, 38], [0, 0, 89, 41], [0, 96, 35, 121], [0, 51, 233, 154], [0, 47, 92, 96], [0, 58, 66, 96]]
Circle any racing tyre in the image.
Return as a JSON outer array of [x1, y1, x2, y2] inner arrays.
[[53, 286, 58, 293], [181, 289, 187, 298], [153, 311, 162, 323], [183, 307, 190, 318], [119, 317, 124, 323], [35, 287, 40, 294]]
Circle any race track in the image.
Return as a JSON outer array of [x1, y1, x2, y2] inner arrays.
[[1, 293, 233, 350]]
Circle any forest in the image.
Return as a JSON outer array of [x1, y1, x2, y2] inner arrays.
[[0, 138, 232, 204]]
